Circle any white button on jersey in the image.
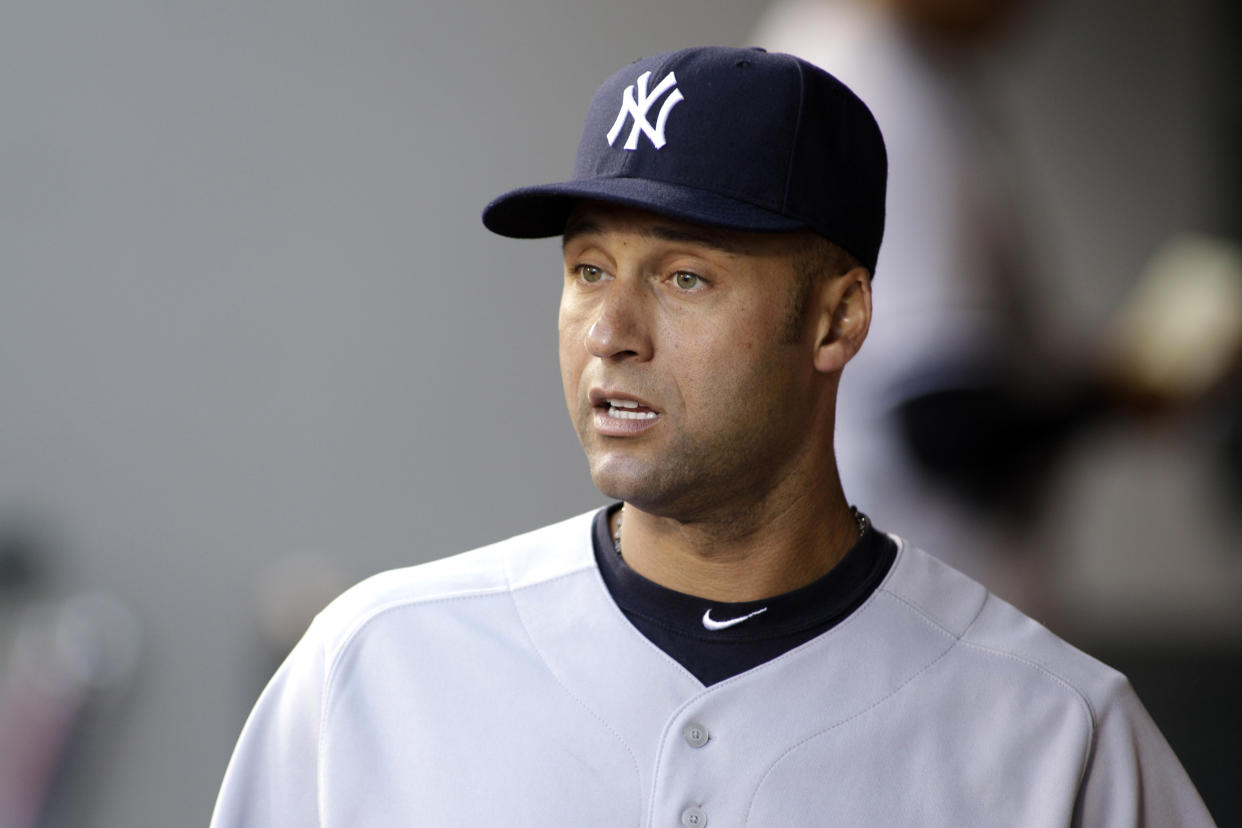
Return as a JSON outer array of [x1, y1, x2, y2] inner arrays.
[[682, 722, 709, 748], [680, 805, 707, 826]]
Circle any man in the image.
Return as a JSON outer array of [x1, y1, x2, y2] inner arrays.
[[211, 47, 1213, 826]]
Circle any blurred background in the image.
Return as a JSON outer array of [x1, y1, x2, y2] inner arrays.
[[0, 0, 1237, 825]]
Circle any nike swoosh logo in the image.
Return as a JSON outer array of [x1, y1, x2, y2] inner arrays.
[[701, 607, 768, 631]]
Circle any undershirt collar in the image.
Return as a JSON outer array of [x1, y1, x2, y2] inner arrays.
[[591, 503, 897, 686]]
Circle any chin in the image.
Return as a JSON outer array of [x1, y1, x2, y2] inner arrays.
[[588, 467, 695, 519], [588, 459, 661, 506], [582, 442, 704, 515], [588, 466, 642, 504]]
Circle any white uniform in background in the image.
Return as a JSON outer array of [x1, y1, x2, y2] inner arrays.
[[754, 1, 1046, 587], [211, 511, 1212, 827]]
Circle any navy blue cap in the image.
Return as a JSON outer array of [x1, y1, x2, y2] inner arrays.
[[482, 46, 887, 273]]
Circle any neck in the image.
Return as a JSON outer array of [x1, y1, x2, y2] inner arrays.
[[612, 479, 861, 603]]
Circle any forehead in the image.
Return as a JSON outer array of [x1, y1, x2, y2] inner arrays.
[[562, 201, 808, 260]]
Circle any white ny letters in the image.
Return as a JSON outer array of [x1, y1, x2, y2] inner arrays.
[[606, 70, 684, 150]]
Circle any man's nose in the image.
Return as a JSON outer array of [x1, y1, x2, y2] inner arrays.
[[585, 280, 653, 361]]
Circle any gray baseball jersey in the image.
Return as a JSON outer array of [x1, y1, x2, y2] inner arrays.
[[211, 510, 1213, 826]]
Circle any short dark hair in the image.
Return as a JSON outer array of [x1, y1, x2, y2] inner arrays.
[[782, 234, 864, 342]]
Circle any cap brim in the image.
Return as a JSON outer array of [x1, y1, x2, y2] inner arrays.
[[482, 177, 807, 239]]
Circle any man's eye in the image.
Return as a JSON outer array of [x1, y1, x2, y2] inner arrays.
[[672, 271, 703, 290], [576, 265, 604, 283]]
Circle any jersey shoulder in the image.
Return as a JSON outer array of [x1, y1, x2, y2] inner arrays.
[[308, 509, 599, 655], [880, 537, 1131, 720]]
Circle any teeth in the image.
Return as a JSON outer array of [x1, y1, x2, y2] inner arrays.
[[611, 407, 658, 420], [603, 398, 657, 420]]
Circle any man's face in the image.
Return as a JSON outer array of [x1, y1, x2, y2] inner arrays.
[[558, 203, 828, 521]]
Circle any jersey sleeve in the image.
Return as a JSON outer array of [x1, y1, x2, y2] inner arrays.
[[209, 616, 328, 828], [1074, 677, 1216, 827]]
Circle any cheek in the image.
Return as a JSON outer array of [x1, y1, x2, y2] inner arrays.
[[659, 329, 736, 406], [558, 289, 589, 338], [558, 303, 586, 398], [678, 326, 799, 410], [557, 292, 577, 350]]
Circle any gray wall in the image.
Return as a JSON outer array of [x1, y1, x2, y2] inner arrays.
[[0, 1, 1234, 826]]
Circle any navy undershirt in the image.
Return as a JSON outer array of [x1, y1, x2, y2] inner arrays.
[[591, 504, 898, 686]]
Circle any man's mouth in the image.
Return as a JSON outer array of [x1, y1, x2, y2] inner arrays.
[[589, 392, 662, 435], [604, 399, 659, 420]]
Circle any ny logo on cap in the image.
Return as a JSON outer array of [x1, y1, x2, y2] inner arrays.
[[606, 70, 684, 151]]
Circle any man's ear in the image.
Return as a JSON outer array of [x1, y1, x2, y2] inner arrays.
[[813, 266, 872, 374]]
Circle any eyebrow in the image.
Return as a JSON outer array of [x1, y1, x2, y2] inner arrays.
[[562, 217, 745, 255], [561, 218, 603, 249]]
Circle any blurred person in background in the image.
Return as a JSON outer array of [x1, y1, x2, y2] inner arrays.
[[752, 0, 1242, 617]]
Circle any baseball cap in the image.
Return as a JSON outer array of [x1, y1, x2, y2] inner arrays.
[[482, 46, 887, 273]]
